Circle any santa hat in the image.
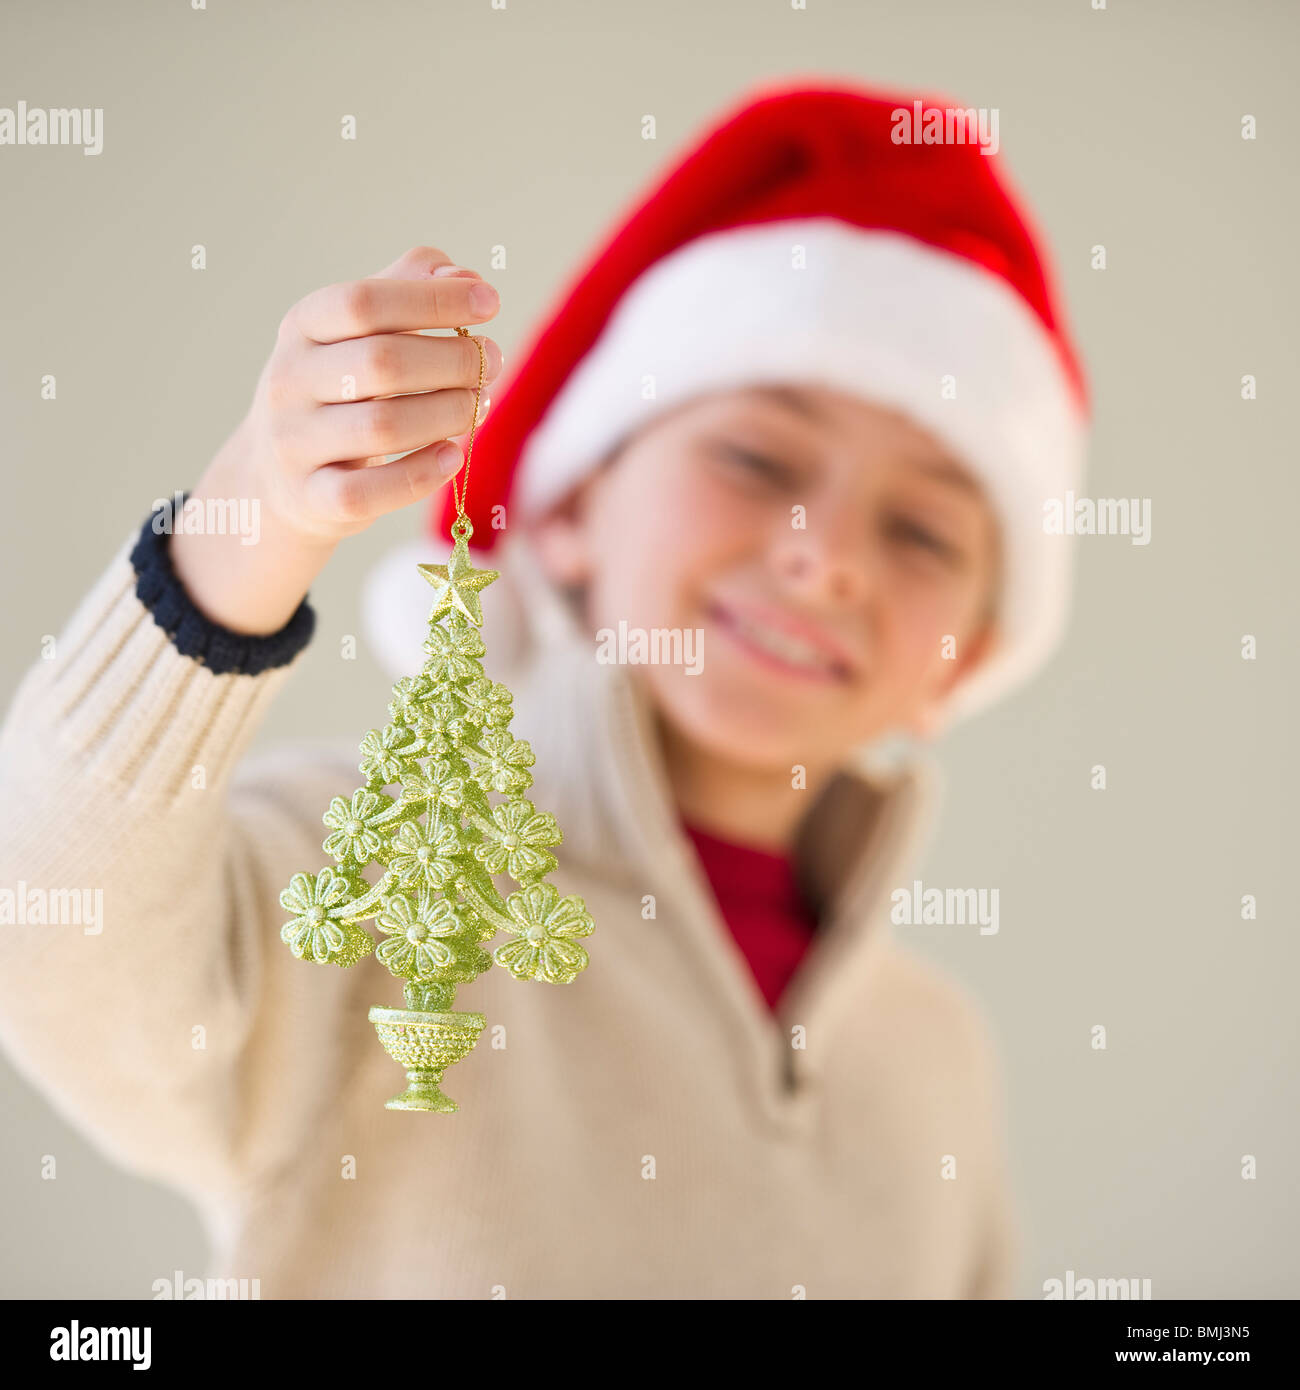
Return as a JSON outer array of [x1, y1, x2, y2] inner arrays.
[[412, 79, 1088, 729]]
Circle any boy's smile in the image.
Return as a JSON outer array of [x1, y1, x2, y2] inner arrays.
[[530, 380, 1002, 846], [703, 593, 858, 684]]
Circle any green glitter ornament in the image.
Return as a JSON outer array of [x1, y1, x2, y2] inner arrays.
[[277, 329, 595, 1113]]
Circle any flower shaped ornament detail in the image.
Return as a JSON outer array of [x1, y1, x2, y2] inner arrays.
[[323, 788, 391, 865], [389, 819, 461, 891], [375, 890, 469, 978], [402, 759, 466, 810], [423, 622, 487, 683], [474, 799, 561, 878], [494, 882, 595, 984], [359, 724, 421, 785], [474, 729, 536, 794], [280, 867, 373, 966]]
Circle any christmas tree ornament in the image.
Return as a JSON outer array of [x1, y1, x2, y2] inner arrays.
[[278, 328, 595, 1113]]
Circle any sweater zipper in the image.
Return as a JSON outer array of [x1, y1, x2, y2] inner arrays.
[[781, 1041, 798, 1093]]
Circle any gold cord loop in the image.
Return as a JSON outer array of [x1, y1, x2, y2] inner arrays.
[[450, 326, 486, 537]]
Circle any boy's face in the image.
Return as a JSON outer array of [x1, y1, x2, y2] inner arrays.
[[530, 383, 1001, 775]]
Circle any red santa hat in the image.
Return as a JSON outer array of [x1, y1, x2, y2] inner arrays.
[[404, 79, 1088, 728]]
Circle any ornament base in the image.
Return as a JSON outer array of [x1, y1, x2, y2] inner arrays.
[[383, 1068, 460, 1113], [368, 1007, 487, 1114]]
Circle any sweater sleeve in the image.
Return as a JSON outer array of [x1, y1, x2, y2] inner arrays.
[[0, 520, 366, 1209]]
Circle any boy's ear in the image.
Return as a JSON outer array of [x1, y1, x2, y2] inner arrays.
[[526, 480, 596, 587], [907, 619, 1000, 739], [525, 438, 629, 587]]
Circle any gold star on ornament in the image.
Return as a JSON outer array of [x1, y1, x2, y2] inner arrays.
[[419, 536, 499, 627]]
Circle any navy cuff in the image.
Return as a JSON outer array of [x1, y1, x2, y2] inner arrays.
[[129, 495, 316, 676]]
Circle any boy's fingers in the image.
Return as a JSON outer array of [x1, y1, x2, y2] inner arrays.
[[299, 386, 490, 466], [363, 245, 481, 283], [304, 443, 464, 526], [363, 249, 484, 338], [289, 269, 498, 344], [302, 330, 501, 404]]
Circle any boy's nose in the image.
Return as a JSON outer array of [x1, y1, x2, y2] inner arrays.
[[771, 520, 874, 608]]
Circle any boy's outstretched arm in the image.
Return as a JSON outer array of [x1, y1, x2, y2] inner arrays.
[[0, 245, 502, 1204], [0, 527, 345, 1201]]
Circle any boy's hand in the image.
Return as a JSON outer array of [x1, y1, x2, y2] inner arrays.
[[171, 246, 503, 636]]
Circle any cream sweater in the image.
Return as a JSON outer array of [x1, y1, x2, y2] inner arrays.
[[0, 521, 1018, 1299]]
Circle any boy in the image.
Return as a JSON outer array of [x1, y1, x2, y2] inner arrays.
[[0, 81, 1087, 1298]]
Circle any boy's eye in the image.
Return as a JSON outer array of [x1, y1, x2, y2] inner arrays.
[[713, 443, 794, 487], [887, 514, 959, 561]]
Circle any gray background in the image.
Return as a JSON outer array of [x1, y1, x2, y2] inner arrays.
[[1, 0, 1295, 1298]]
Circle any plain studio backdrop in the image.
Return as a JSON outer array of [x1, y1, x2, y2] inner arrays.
[[1, 0, 1296, 1299]]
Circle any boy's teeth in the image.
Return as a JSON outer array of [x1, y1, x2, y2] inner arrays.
[[732, 612, 833, 672]]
